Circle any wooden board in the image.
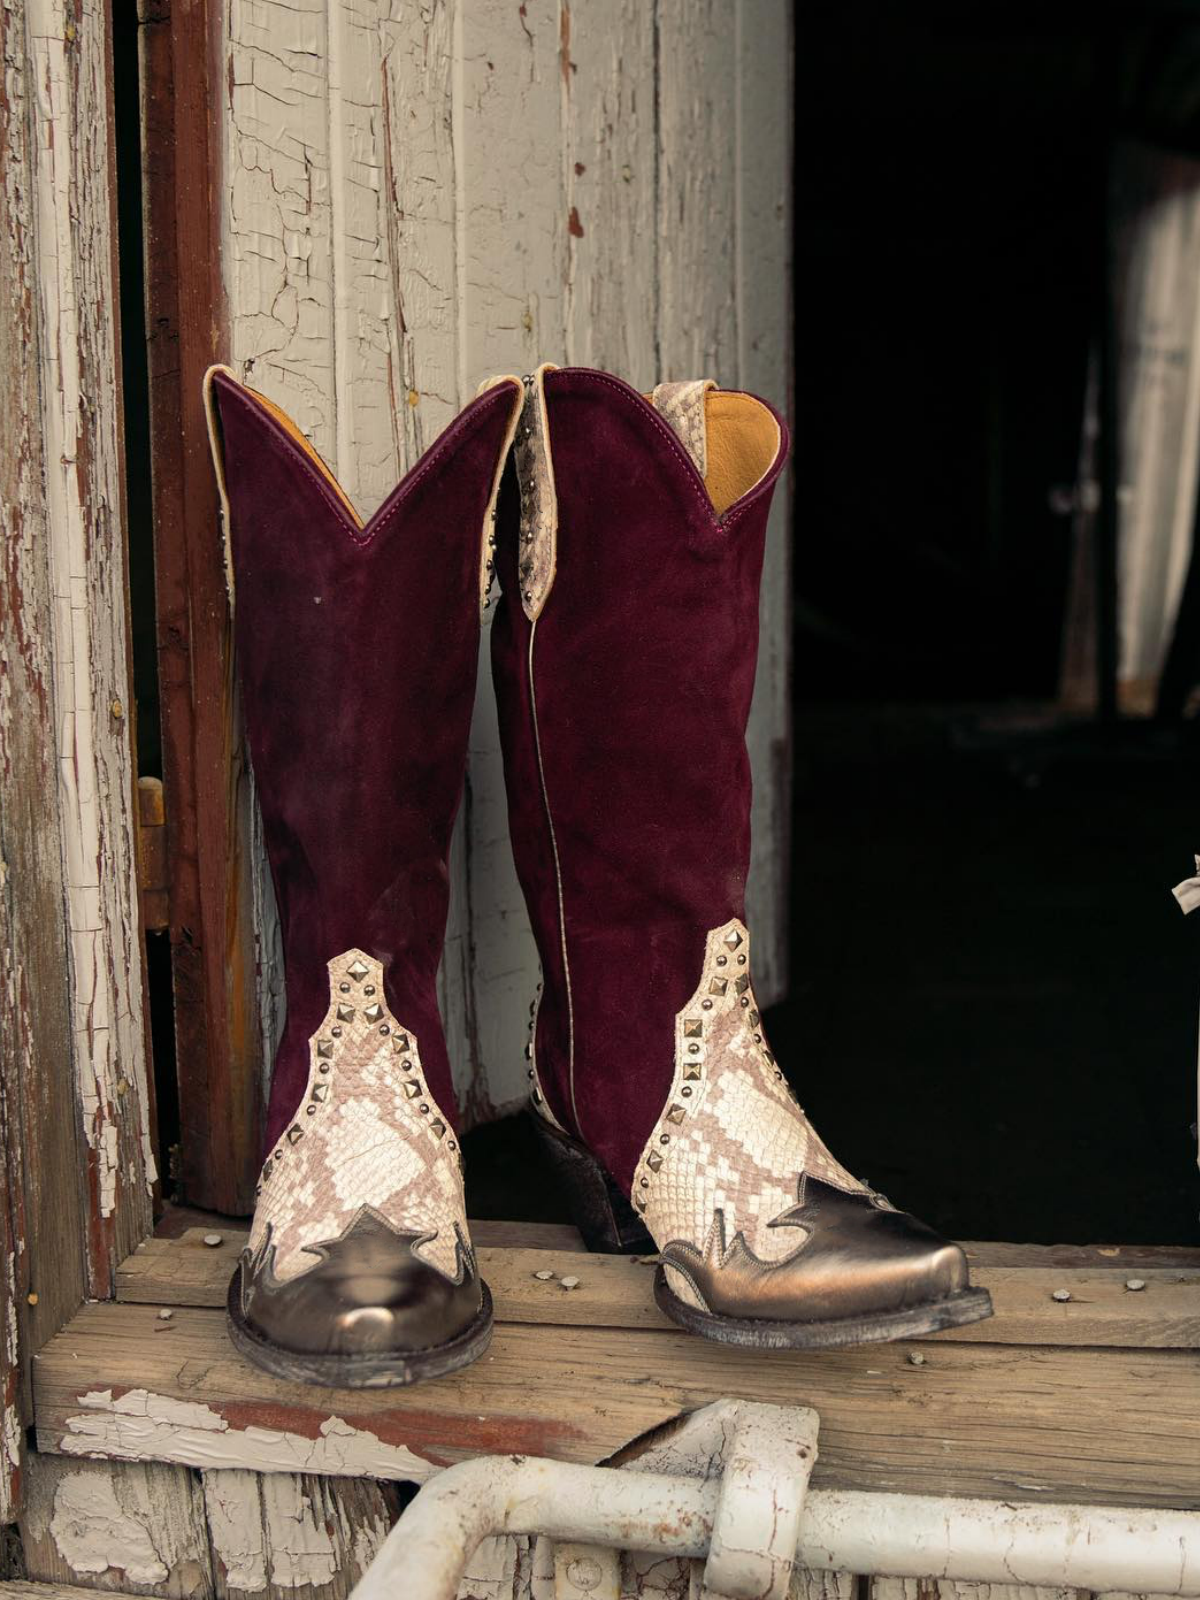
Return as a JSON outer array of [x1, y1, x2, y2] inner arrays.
[[113, 1231, 1200, 1352], [33, 1294, 1200, 1510]]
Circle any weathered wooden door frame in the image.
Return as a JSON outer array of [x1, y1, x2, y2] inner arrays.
[[1, 0, 155, 1520], [139, 0, 263, 1216]]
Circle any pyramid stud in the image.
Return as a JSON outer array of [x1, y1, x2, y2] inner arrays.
[[286, 1125, 303, 1144], [403, 1081, 421, 1099], [749, 1010, 760, 1027], [666, 1104, 686, 1125], [683, 1064, 701, 1081], [647, 1151, 664, 1171], [709, 977, 728, 996], [392, 1034, 410, 1054], [734, 974, 750, 994], [347, 959, 370, 982], [336, 1004, 355, 1023], [723, 929, 744, 950], [683, 1019, 703, 1038], [430, 1119, 446, 1139], [311, 1082, 329, 1102], [316, 1040, 333, 1059], [363, 1003, 383, 1024]]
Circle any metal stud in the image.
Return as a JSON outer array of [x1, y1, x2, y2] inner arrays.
[[319, 1062, 330, 1074], [317, 1040, 334, 1059], [379, 1023, 390, 1035], [666, 1105, 685, 1125], [400, 1058, 414, 1072], [363, 1003, 383, 1024], [754, 1033, 762, 1044], [741, 996, 750, 1009], [347, 959, 370, 982], [640, 1177, 649, 1187], [683, 1065, 701, 1081], [533, 1088, 543, 1104], [403, 1081, 421, 1099], [336, 1004, 355, 1023], [274, 1149, 284, 1161], [724, 929, 744, 950], [750, 1010, 760, 1027], [734, 974, 750, 994], [647, 1151, 663, 1171], [737, 954, 747, 965], [709, 977, 728, 996], [681, 1086, 693, 1097], [311, 1082, 329, 1102], [339, 982, 351, 994], [702, 998, 714, 1011], [431, 1119, 446, 1139], [287, 1125, 303, 1144], [364, 985, 376, 996], [659, 1133, 670, 1145], [331, 1025, 342, 1037], [716, 955, 728, 967], [635, 1195, 647, 1211], [448, 1140, 457, 1152], [524, 1043, 533, 1059], [683, 1019, 703, 1038], [392, 1034, 410, 1054], [306, 1105, 317, 1116]]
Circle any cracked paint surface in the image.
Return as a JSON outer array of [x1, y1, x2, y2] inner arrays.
[[60, 1389, 435, 1481]]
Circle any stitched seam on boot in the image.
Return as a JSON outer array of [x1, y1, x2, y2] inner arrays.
[[528, 620, 578, 1133]]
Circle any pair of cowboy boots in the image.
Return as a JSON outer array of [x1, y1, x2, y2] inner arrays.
[[203, 362, 992, 1388]]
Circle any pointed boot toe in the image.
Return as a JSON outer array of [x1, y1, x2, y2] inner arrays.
[[229, 1210, 492, 1387], [655, 1178, 989, 1349]]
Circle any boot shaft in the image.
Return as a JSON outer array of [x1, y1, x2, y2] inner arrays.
[[207, 370, 522, 1145], [491, 367, 788, 1189]]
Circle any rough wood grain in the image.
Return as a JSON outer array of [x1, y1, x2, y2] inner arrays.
[[24, 0, 153, 1281], [2, 0, 157, 1518], [112, 1232, 1200, 1350], [33, 1299, 1200, 1509], [140, 0, 263, 1215], [19, 1455, 211, 1598], [202, 1469, 402, 1600]]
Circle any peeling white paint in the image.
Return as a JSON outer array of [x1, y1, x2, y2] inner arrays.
[[61, 1389, 435, 1481], [203, 1468, 269, 1593], [26, 0, 155, 1228], [49, 1469, 169, 1585]]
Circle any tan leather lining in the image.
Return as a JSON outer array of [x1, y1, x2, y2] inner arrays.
[[703, 392, 780, 515], [242, 384, 362, 526]]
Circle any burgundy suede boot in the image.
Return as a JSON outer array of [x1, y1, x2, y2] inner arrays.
[[491, 365, 993, 1349], [203, 365, 523, 1385]]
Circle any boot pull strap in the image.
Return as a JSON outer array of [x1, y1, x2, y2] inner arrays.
[[651, 378, 718, 479]]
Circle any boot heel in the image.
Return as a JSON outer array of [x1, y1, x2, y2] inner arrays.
[[528, 1112, 655, 1255]]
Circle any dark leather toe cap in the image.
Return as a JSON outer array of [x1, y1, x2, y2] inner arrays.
[[664, 1179, 971, 1323], [237, 1209, 483, 1360]]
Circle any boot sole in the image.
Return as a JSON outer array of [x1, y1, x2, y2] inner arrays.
[[655, 1269, 994, 1349], [225, 1264, 494, 1388]]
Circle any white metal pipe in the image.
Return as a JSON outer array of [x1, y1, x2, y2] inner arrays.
[[352, 1455, 1200, 1600]]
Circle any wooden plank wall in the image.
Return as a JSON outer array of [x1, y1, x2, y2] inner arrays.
[[1, 0, 154, 1520], [211, 0, 795, 1155]]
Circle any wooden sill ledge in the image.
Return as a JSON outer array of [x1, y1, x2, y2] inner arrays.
[[31, 1225, 1200, 1509]]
